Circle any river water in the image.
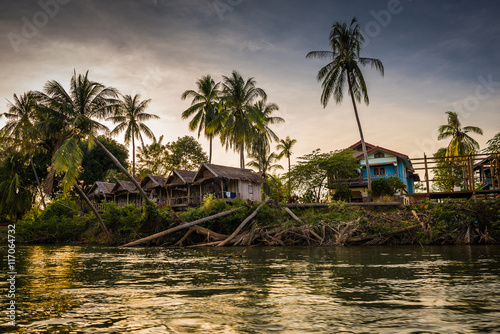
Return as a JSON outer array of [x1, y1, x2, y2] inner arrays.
[[1, 245, 499, 333]]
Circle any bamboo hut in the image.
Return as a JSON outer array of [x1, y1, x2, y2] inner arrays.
[[141, 174, 167, 205], [165, 169, 197, 209], [191, 163, 265, 206], [111, 180, 142, 208]]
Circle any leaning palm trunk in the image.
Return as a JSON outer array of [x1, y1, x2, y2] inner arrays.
[[29, 153, 46, 209], [74, 183, 113, 244], [348, 73, 372, 193], [94, 138, 152, 205]]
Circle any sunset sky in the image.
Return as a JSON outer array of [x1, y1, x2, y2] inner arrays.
[[1, 0, 499, 169]]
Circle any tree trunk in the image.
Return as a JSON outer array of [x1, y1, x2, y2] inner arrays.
[[347, 72, 372, 194], [217, 204, 263, 246], [74, 183, 113, 244], [209, 135, 213, 164], [122, 207, 243, 247], [132, 135, 136, 178], [94, 138, 152, 205], [240, 142, 245, 169], [29, 153, 46, 209]]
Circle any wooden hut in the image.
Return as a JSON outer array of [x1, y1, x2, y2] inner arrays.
[[87, 182, 115, 202], [191, 163, 265, 206], [140, 174, 167, 204], [111, 180, 142, 208], [165, 169, 197, 209]]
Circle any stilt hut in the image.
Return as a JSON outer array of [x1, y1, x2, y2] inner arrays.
[[140, 174, 167, 205], [165, 170, 196, 209], [87, 182, 115, 211], [191, 163, 265, 206], [112, 180, 142, 208]]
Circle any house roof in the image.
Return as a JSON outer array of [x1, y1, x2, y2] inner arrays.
[[111, 180, 138, 194], [140, 174, 167, 189], [354, 145, 410, 161], [348, 140, 378, 152], [165, 169, 197, 186], [87, 181, 115, 197], [193, 163, 265, 184]]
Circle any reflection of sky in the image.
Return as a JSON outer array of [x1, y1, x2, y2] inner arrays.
[[1, 0, 499, 167]]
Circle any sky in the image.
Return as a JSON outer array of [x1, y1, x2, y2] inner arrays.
[[1, 0, 499, 171]]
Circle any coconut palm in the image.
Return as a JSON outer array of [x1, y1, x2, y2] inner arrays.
[[438, 111, 483, 157], [306, 17, 384, 192], [108, 94, 158, 177], [2, 92, 46, 208], [276, 136, 297, 175], [181, 75, 222, 163], [220, 71, 267, 168], [247, 98, 284, 173]]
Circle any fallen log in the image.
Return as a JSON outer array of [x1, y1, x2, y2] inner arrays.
[[217, 203, 264, 247], [285, 207, 303, 223], [122, 207, 243, 247]]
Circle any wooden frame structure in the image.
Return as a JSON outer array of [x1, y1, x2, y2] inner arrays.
[[409, 153, 500, 200]]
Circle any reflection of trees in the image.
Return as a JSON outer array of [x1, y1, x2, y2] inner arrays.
[[18, 245, 82, 324]]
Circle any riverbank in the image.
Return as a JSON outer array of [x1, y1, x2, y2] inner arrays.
[[3, 197, 499, 247]]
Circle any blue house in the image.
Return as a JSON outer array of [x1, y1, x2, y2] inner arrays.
[[348, 141, 419, 197]]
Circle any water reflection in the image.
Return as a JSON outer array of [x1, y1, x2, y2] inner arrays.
[[0, 245, 498, 333]]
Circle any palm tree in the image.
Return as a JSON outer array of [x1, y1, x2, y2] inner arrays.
[[2, 92, 46, 208], [276, 136, 297, 175], [108, 94, 158, 177], [181, 75, 222, 163], [306, 17, 384, 192], [438, 111, 483, 157], [247, 98, 284, 173], [220, 71, 267, 168]]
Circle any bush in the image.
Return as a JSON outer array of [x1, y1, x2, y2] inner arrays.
[[332, 184, 352, 202], [372, 178, 394, 196], [16, 197, 89, 243]]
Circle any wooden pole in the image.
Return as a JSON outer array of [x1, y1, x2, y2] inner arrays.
[[122, 207, 243, 247], [217, 204, 264, 247], [424, 153, 430, 198]]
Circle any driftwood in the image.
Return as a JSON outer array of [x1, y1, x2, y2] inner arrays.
[[347, 224, 420, 243], [122, 207, 243, 247], [217, 203, 264, 247], [175, 226, 228, 246], [285, 207, 303, 223]]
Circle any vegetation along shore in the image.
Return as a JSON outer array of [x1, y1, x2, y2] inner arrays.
[[2, 196, 499, 247]]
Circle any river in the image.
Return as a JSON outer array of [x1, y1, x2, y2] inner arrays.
[[1, 245, 499, 333]]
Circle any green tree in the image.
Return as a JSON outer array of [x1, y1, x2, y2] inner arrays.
[[438, 111, 483, 157], [432, 148, 464, 192], [306, 17, 384, 193], [79, 136, 129, 190], [219, 71, 267, 168], [108, 94, 159, 177], [136, 135, 169, 176], [484, 132, 500, 153], [2, 92, 47, 208], [0, 151, 35, 220], [181, 74, 222, 163], [166, 135, 208, 171], [276, 136, 297, 175], [289, 148, 359, 202]]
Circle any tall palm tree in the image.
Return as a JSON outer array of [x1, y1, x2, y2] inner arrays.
[[306, 17, 384, 192], [220, 70, 267, 168], [181, 75, 222, 163], [276, 136, 297, 175], [2, 92, 46, 208], [438, 111, 483, 157], [108, 94, 158, 177], [248, 98, 284, 173]]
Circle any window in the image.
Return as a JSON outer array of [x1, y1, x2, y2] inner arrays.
[[374, 152, 385, 158], [248, 184, 253, 195], [373, 167, 385, 176]]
